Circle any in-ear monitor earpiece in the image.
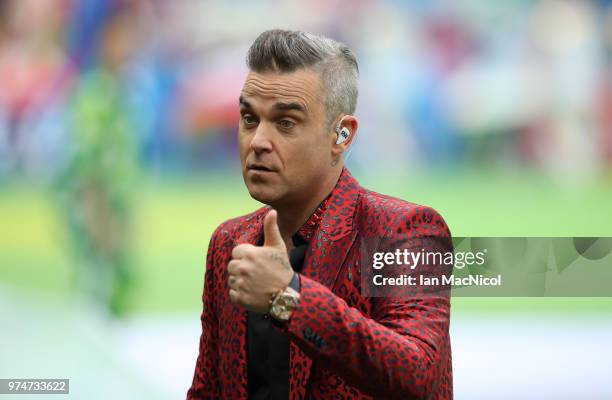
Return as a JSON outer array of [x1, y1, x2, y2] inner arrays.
[[336, 127, 350, 144], [335, 116, 351, 144]]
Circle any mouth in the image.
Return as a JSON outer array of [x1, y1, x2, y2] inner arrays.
[[247, 163, 276, 173]]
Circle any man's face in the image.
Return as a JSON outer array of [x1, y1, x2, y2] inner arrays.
[[238, 69, 334, 206]]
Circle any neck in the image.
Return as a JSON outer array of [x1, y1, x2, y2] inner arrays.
[[273, 168, 342, 245]]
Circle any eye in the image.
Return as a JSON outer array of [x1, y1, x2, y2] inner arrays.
[[278, 119, 296, 130], [241, 114, 258, 127]]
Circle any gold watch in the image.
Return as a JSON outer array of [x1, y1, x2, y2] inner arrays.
[[269, 285, 300, 322]]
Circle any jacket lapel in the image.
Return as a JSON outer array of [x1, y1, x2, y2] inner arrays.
[[301, 167, 361, 289], [290, 168, 361, 399]]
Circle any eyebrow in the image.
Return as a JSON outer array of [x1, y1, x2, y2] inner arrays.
[[238, 96, 306, 113], [273, 101, 305, 113], [239, 96, 251, 109]]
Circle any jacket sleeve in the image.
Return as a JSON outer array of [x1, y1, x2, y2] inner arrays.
[[286, 207, 453, 399], [187, 228, 221, 399]]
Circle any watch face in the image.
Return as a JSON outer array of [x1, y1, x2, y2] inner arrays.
[[271, 292, 298, 321]]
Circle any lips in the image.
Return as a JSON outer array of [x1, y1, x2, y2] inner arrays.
[[247, 163, 276, 172]]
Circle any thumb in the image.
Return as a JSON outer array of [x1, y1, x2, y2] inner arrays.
[[263, 209, 285, 250]]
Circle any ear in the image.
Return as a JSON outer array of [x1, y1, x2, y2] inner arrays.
[[331, 115, 358, 159]]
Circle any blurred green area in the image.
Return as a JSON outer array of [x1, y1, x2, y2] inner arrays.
[[1, 169, 611, 315]]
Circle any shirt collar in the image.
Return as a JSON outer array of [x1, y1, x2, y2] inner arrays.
[[295, 193, 331, 242]]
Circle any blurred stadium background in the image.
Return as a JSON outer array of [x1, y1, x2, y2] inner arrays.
[[0, 0, 611, 398]]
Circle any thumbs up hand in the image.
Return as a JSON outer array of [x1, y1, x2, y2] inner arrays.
[[228, 210, 295, 312]]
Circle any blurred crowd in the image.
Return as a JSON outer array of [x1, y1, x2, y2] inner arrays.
[[0, 0, 611, 181]]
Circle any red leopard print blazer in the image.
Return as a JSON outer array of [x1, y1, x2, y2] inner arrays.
[[188, 167, 453, 399]]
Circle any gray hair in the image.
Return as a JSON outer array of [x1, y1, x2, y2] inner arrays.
[[246, 29, 359, 124]]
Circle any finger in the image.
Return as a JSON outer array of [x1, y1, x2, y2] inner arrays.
[[227, 259, 240, 276], [229, 288, 239, 304], [228, 275, 237, 289], [232, 243, 255, 259], [263, 209, 285, 250]]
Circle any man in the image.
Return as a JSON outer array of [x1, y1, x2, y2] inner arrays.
[[188, 29, 453, 400]]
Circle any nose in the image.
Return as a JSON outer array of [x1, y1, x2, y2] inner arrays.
[[249, 122, 274, 154]]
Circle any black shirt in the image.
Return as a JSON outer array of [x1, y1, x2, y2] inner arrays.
[[247, 234, 307, 400]]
